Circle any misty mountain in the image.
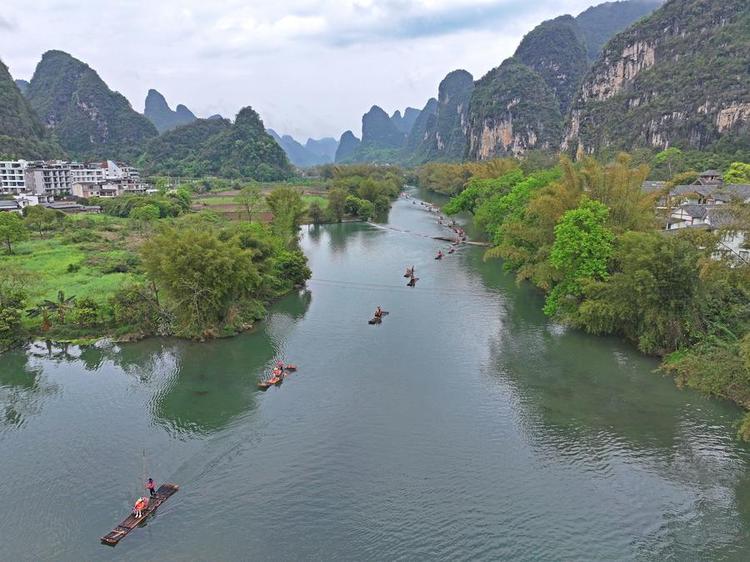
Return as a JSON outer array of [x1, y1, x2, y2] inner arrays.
[[144, 89, 198, 133]]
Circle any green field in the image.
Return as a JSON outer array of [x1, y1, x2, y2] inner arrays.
[[1, 215, 143, 335]]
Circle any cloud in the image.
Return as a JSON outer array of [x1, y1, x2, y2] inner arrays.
[[0, 16, 16, 31]]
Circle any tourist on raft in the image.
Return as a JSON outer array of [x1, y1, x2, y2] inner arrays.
[[374, 306, 383, 318], [146, 478, 156, 498], [133, 496, 149, 518]]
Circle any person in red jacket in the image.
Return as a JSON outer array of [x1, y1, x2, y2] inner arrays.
[[146, 478, 156, 498]]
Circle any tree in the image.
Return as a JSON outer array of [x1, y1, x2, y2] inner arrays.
[[235, 184, 263, 221], [653, 147, 684, 178], [140, 225, 261, 333], [24, 205, 57, 238], [129, 204, 161, 232], [266, 187, 305, 240], [308, 201, 324, 225], [43, 291, 77, 324], [0, 212, 28, 254], [74, 297, 99, 328], [724, 162, 750, 184], [575, 231, 703, 354], [581, 154, 655, 233], [544, 198, 614, 316], [0, 266, 34, 350], [327, 188, 348, 222]]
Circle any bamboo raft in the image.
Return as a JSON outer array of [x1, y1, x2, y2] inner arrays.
[[101, 483, 179, 546]]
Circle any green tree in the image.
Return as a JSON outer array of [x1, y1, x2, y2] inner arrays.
[[575, 231, 703, 354], [266, 187, 305, 240], [582, 154, 655, 232], [235, 184, 263, 221], [544, 199, 614, 316], [724, 162, 750, 184], [0, 212, 28, 254], [46, 291, 77, 324], [327, 188, 348, 222], [23, 205, 57, 238], [653, 147, 685, 177], [0, 266, 34, 350], [74, 297, 99, 328], [140, 225, 261, 333], [308, 201, 324, 225], [129, 204, 161, 231]]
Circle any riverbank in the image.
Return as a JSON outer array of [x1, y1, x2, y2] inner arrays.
[[418, 156, 750, 439], [4, 196, 750, 560], [1, 165, 406, 352]]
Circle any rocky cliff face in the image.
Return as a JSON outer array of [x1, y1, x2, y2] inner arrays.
[[418, 70, 474, 161], [403, 98, 438, 157], [515, 15, 588, 113], [144, 89, 197, 133], [467, 58, 563, 159], [0, 60, 61, 159], [27, 50, 158, 161], [335, 130, 361, 162], [563, 0, 750, 156], [575, 0, 662, 62]]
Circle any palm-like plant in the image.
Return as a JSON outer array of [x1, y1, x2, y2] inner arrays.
[[27, 291, 76, 328], [26, 302, 53, 332]]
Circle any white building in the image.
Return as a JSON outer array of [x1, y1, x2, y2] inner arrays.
[[24, 161, 72, 196], [0, 159, 150, 197], [0, 160, 28, 194]]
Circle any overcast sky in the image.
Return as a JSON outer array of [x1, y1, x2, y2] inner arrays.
[[0, 0, 599, 141]]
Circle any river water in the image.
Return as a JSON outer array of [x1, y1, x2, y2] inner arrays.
[[2, 191, 750, 561]]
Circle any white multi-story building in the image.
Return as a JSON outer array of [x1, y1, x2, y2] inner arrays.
[[0, 160, 29, 194], [24, 161, 72, 196], [70, 161, 107, 185], [2, 159, 150, 197]]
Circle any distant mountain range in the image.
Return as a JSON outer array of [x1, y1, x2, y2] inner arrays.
[[144, 89, 197, 134], [0, 51, 288, 177], [140, 108, 292, 180], [337, 0, 667, 163], [267, 130, 339, 167], [25, 50, 159, 161], [2, 0, 748, 170]]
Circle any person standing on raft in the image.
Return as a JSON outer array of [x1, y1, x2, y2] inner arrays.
[[374, 306, 383, 318], [146, 478, 156, 498]]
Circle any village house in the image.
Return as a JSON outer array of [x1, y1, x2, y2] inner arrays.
[[644, 170, 750, 265]]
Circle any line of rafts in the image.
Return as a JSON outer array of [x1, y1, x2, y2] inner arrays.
[[257, 362, 299, 390]]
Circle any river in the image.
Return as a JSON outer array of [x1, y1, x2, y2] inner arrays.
[[2, 191, 750, 561]]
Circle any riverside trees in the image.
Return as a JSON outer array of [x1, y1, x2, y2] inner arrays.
[[442, 153, 750, 437]]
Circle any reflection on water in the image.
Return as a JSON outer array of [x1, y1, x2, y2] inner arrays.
[[2, 192, 750, 561], [153, 289, 312, 436], [0, 351, 55, 429]]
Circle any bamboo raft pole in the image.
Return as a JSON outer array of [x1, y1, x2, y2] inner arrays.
[[100, 483, 179, 546]]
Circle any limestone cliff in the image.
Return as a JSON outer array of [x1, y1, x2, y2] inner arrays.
[[564, 0, 750, 156]]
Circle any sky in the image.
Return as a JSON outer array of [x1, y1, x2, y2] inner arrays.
[[0, 0, 599, 141]]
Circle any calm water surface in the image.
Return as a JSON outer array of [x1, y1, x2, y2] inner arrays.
[[2, 191, 750, 561]]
